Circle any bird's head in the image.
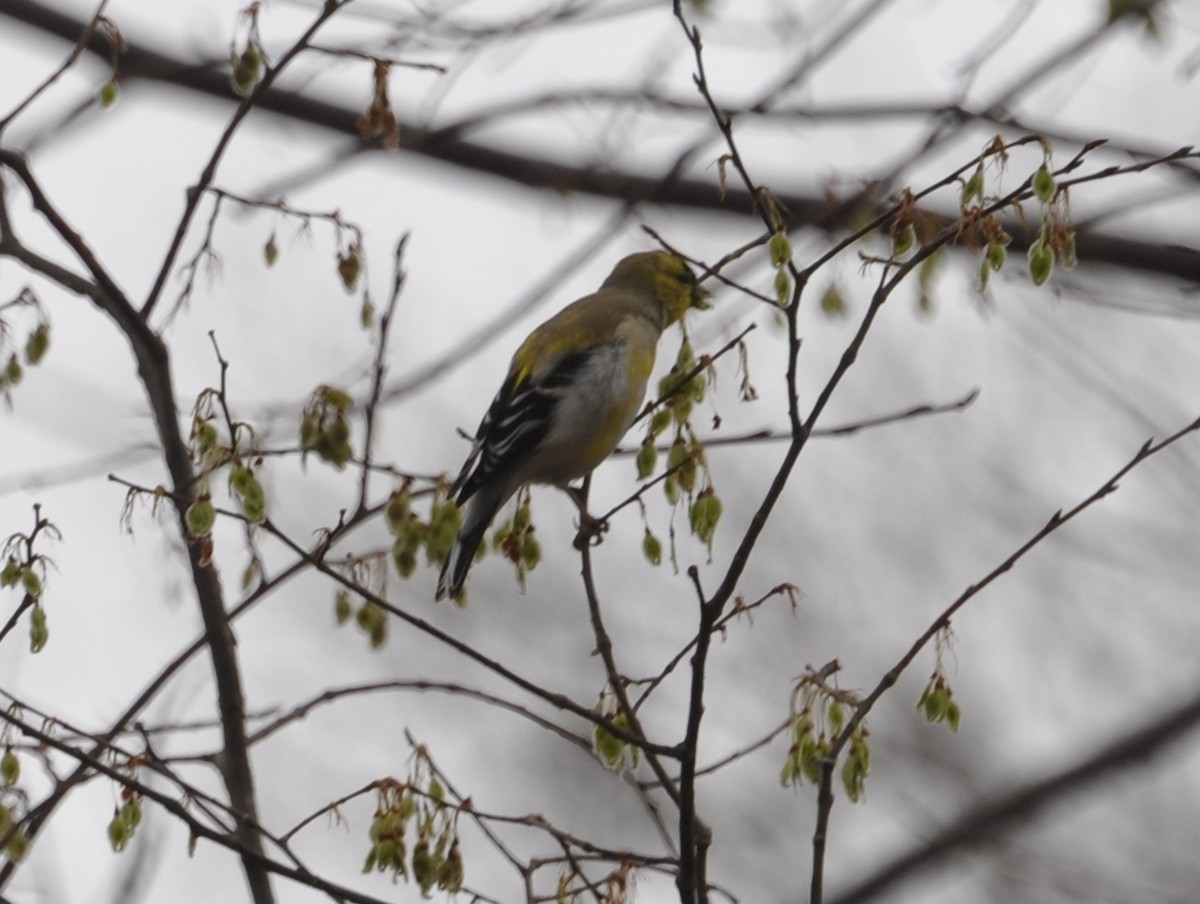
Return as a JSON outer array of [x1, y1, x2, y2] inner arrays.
[[605, 251, 711, 326]]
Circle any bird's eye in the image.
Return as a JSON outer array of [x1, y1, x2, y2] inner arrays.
[[677, 267, 697, 284]]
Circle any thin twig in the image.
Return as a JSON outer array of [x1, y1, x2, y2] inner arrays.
[[357, 233, 409, 513], [141, 0, 349, 320]]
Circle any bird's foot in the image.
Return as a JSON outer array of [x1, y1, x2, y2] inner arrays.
[[572, 511, 609, 550]]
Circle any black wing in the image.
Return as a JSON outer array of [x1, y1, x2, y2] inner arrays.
[[452, 351, 591, 505]]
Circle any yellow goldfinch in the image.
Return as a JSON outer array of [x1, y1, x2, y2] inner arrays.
[[436, 250, 710, 601]]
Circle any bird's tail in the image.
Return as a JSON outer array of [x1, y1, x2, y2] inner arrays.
[[435, 488, 503, 601]]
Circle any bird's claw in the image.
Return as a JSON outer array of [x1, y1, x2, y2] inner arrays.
[[572, 512, 609, 550]]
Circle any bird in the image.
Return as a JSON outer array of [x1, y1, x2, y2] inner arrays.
[[435, 250, 710, 601]]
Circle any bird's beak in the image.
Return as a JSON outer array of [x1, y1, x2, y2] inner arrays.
[[692, 284, 712, 311]]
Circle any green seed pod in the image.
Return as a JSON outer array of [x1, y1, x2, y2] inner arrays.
[[593, 721, 625, 770], [437, 840, 464, 891], [820, 283, 846, 317], [923, 685, 949, 723], [513, 500, 532, 532], [230, 43, 263, 97], [241, 494, 266, 525], [229, 464, 255, 496], [491, 522, 512, 552], [354, 601, 374, 631], [385, 489, 411, 534], [98, 80, 120, 109], [636, 439, 657, 480], [677, 454, 697, 495], [827, 699, 845, 735], [1032, 163, 1056, 203], [1061, 231, 1078, 270], [327, 414, 351, 446], [313, 432, 336, 463], [107, 810, 130, 852], [666, 436, 688, 473], [668, 392, 693, 427], [185, 497, 216, 538], [768, 230, 792, 267], [6, 354, 23, 386], [642, 530, 662, 566], [978, 259, 991, 291], [368, 815, 385, 843], [648, 408, 672, 438], [892, 223, 916, 257], [520, 533, 541, 570], [412, 838, 436, 895], [793, 709, 814, 744], [4, 828, 28, 861], [780, 750, 799, 787], [121, 797, 142, 830], [962, 164, 984, 205], [1, 558, 19, 588], [368, 619, 387, 650], [674, 341, 696, 374], [241, 476, 264, 505], [986, 241, 1007, 272], [335, 591, 353, 625], [394, 543, 417, 578], [337, 249, 363, 293], [664, 473, 680, 506], [841, 753, 865, 803], [24, 324, 50, 366], [774, 268, 791, 307], [1028, 240, 1054, 286], [855, 729, 871, 772], [945, 699, 962, 732], [324, 387, 354, 411], [657, 369, 679, 401], [689, 490, 722, 546], [299, 416, 319, 449], [1, 749, 19, 785], [799, 733, 821, 784], [21, 567, 41, 598], [263, 235, 279, 267], [30, 604, 48, 653], [194, 421, 219, 457]]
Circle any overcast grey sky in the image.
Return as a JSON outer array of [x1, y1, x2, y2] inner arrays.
[[2, 2, 1200, 903]]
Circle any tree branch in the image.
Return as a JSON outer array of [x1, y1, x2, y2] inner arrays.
[[3, 0, 1198, 286]]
